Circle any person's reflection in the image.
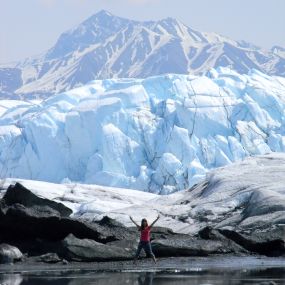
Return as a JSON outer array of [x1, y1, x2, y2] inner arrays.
[[138, 272, 154, 285], [0, 274, 23, 285]]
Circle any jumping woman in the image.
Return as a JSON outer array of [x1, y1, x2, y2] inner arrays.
[[129, 215, 160, 264]]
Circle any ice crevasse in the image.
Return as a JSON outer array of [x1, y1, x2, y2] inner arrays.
[[1, 67, 285, 194]]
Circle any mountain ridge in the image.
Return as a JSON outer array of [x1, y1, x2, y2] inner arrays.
[[0, 10, 284, 99]]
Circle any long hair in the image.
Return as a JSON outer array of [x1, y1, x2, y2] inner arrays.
[[140, 218, 148, 231]]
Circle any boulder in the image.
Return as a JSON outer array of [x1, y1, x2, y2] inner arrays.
[[96, 216, 137, 241], [37, 252, 61, 263], [3, 183, 72, 217], [0, 243, 23, 264], [152, 236, 234, 257], [0, 208, 135, 243], [60, 234, 132, 261], [0, 184, 137, 244], [198, 226, 249, 254], [242, 190, 285, 220], [218, 225, 285, 256], [151, 227, 176, 240], [107, 239, 139, 254]]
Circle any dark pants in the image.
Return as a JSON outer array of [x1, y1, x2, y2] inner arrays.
[[135, 241, 155, 258]]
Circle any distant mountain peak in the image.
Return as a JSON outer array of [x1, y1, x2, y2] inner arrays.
[[85, 9, 117, 24], [96, 9, 113, 17], [1, 11, 285, 99], [85, 9, 133, 26], [272, 45, 285, 51], [271, 45, 285, 59]]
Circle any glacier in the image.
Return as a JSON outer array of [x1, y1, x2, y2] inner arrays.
[[1, 153, 285, 235], [0, 67, 285, 193]]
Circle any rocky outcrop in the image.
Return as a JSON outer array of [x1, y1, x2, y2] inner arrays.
[[0, 243, 23, 264], [60, 234, 132, 261], [152, 236, 246, 257], [0, 183, 137, 245], [37, 253, 61, 264], [3, 183, 72, 217], [1, 180, 285, 263], [218, 226, 285, 256], [0, 183, 140, 261]]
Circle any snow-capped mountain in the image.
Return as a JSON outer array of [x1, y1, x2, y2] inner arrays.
[[1, 68, 285, 193], [1, 10, 285, 99], [272, 45, 285, 58]]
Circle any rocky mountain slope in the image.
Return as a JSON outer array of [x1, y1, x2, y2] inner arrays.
[[0, 10, 284, 99]]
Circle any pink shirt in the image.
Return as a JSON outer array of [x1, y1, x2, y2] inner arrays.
[[140, 226, 151, 241]]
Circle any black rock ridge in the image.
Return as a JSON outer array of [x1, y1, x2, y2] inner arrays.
[[0, 183, 284, 263]]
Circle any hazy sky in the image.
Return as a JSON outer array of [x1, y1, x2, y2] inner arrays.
[[1, 0, 285, 63]]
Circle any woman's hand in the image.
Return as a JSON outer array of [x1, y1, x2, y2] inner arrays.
[[129, 216, 140, 228], [150, 214, 160, 228]]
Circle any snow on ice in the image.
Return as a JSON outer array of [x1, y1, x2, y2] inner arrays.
[[1, 153, 285, 235], [1, 68, 285, 193]]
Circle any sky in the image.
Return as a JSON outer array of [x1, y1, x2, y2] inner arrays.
[[1, 0, 285, 63]]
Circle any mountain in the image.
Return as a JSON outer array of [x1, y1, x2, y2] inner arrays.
[[272, 45, 285, 58], [1, 68, 285, 193], [0, 10, 285, 99]]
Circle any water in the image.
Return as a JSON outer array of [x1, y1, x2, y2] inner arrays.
[[1, 257, 285, 285], [1, 268, 285, 285]]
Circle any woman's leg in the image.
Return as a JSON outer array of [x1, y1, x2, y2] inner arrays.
[[144, 242, 156, 263], [134, 241, 143, 263]]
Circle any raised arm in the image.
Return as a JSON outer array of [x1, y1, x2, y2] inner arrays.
[[129, 216, 140, 229], [150, 215, 160, 228]]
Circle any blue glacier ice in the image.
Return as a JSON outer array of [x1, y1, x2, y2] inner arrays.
[[1, 68, 285, 193]]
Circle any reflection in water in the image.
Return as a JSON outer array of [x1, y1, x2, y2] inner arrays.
[[0, 268, 284, 285], [0, 274, 23, 285], [138, 272, 154, 285]]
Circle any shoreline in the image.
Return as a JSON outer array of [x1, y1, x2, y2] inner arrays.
[[1, 256, 285, 274]]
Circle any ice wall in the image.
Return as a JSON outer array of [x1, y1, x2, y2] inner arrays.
[[1, 68, 285, 193]]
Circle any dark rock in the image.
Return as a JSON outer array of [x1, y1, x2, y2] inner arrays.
[[199, 226, 220, 240], [198, 226, 249, 254], [0, 243, 23, 264], [2, 238, 68, 258], [96, 216, 137, 241], [60, 234, 132, 261], [0, 184, 138, 261], [0, 208, 134, 243], [37, 252, 61, 263], [3, 183, 72, 217], [218, 225, 285, 256], [107, 239, 139, 253], [99, 215, 124, 227], [151, 227, 176, 240], [242, 190, 285, 219], [152, 236, 240, 257], [0, 185, 137, 244]]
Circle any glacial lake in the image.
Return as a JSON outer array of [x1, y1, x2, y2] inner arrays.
[[1, 256, 285, 285]]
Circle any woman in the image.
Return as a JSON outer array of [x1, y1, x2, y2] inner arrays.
[[129, 215, 160, 263]]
